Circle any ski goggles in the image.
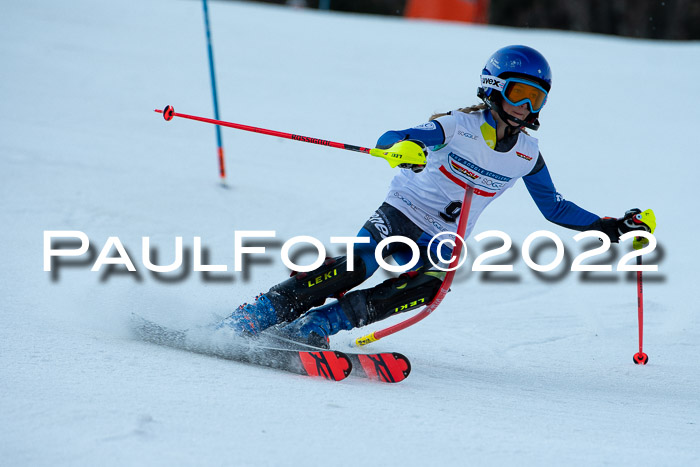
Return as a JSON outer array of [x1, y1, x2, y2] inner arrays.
[[480, 75, 549, 113]]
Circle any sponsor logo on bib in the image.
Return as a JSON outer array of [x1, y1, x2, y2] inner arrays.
[[457, 130, 479, 141], [412, 122, 437, 130]]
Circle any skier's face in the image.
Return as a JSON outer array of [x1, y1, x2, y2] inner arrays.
[[501, 100, 530, 125]]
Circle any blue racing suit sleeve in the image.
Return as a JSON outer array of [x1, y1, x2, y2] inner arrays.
[[523, 154, 601, 231], [376, 120, 447, 148]]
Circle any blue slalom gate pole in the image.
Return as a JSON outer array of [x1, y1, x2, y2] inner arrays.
[[202, 0, 227, 185]]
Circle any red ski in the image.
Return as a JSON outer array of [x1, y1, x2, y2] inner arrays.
[[347, 352, 411, 383], [132, 315, 352, 381]]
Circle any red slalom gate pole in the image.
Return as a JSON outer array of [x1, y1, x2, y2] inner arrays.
[[355, 186, 474, 346], [633, 255, 649, 364]]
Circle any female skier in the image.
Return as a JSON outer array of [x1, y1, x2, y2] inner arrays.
[[218, 45, 652, 348]]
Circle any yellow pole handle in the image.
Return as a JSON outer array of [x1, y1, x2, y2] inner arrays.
[[369, 140, 427, 168]]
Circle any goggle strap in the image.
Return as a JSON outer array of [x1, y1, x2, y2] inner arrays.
[[480, 75, 506, 92]]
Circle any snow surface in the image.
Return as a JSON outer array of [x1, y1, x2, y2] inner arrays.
[[2, 0, 699, 465]]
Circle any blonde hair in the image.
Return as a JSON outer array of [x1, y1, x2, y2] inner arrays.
[[430, 103, 486, 121], [430, 103, 529, 135]]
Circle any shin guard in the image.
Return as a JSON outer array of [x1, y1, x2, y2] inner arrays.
[[338, 270, 445, 327], [266, 256, 367, 323]]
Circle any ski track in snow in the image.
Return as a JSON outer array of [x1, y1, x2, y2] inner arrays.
[[1, 0, 699, 465]]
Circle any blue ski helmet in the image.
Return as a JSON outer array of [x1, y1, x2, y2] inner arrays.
[[477, 45, 552, 130]]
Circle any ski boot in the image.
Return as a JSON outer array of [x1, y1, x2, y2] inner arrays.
[[277, 269, 444, 348], [277, 301, 355, 349], [216, 294, 279, 336]]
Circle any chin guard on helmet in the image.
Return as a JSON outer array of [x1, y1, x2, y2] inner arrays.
[[477, 87, 540, 131]]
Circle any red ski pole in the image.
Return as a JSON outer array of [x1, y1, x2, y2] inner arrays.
[[625, 209, 655, 364], [633, 254, 649, 364], [155, 105, 426, 168]]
